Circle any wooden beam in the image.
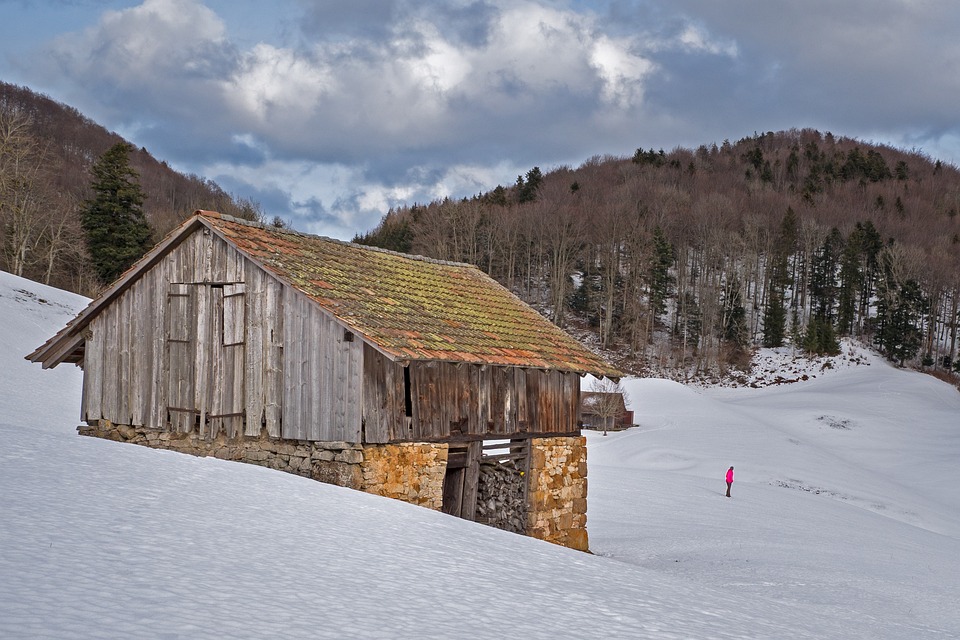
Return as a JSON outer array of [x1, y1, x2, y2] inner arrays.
[[461, 440, 481, 522], [382, 430, 581, 445]]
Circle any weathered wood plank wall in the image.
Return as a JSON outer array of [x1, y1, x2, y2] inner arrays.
[[361, 349, 581, 444], [80, 230, 293, 437], [242, 266, 284, 437], [361, 345, 407, 443], [280, 290, 363, 442]]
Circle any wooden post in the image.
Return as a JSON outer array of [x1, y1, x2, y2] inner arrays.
[[461, 440, 481, 521]]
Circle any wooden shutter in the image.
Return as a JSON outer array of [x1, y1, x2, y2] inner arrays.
[[222, 283, 245, 346]]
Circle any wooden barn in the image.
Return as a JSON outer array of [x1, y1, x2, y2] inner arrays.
[[581, 392, 634, 431], [29, 210, 623, 550]]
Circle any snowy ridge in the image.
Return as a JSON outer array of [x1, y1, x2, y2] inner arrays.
[[718, 339, 883, 389], [2, 269, 959, 639]]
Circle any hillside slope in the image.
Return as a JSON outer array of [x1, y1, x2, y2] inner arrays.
[[2, 270, 959, 638]]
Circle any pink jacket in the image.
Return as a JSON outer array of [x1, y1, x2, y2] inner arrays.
[[725, 468, 734, 483]]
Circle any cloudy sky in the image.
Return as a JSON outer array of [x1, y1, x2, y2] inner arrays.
[[2, 0, 959, 239]]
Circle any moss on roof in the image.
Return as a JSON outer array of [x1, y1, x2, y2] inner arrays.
[[204, 212, 622, 377]]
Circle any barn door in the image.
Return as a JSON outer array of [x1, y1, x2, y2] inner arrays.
[[166, 284, 196, 432], [442, 441, 481, 520], [210, 283, 246, 438], [165, 283, 245, 437]]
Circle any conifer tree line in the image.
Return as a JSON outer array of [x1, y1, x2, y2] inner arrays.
[[357, 130, 960, 377]]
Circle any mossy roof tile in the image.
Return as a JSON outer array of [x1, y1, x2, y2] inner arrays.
[[203, 212, 622, 377]]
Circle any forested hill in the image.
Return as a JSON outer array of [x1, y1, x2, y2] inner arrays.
[[357, 130, 960, 381], [0, 81, 258, 295]]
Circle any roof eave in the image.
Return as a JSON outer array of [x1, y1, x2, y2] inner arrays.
[[374, 348, 624, 378]]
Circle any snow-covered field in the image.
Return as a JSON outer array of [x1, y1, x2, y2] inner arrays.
[[2, 269, 959, 639]]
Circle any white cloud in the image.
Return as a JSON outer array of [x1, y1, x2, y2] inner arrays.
[[204, 157, 348, 204], [55, 0, 228, 77], [676, 24, 737, 57], [41, 0, 664, 154], [213, 1, 658, 151], [404, 20, 472, 95], [200, 150, 534, 240], [590, 35, 655, 108], [225, 43, 335, 123]]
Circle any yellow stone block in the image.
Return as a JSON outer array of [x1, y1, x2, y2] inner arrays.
[[566, 528, 589, 552]]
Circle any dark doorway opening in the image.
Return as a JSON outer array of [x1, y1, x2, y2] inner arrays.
[[442, 440, 480, 519]]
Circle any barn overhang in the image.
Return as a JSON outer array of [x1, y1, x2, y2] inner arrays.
[[391, 357, 619, 382]]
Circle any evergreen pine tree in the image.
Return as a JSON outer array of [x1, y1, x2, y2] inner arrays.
[[874, 246, 928, 366], [720, 276, 750, 366], [810, 229, 843, 318], [649, 226, 674, 317], [837, 226, 863, 335], [720, 277, 749, 348], [895, 160, 909, 181], [353, 210, 413, 253], [804, 228, 843, 354], [762, 208, 797, 347], [762, 288, 787, 347], [803, 316, 840, 355], [789, 309, 804, 349], [570, 263, 602, 321], [857, 221, 883, 326], [674, 291, 701, 352], [875, 276, 927, 366], [81, 142, 152, 284], [516, 166, 543, 203]]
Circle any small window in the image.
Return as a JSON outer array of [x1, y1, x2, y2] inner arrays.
[[403, 366, 413, 418]]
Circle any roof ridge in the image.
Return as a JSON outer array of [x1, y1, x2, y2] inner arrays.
[[198, 210, 481, 270]]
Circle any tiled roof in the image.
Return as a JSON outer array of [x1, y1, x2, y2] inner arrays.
[[204, 212, 622, 377]]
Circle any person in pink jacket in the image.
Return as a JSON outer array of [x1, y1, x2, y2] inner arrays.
[[725, 466, 734, 497]]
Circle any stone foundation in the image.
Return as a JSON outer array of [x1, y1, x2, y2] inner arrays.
[[526, 436, 589, 552], [79, 421, 446, 510], [78, 422, 589, 551]]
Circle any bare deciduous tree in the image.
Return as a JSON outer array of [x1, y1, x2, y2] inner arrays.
[[586, 377, 629, 436], [0, 106, 50, 277]]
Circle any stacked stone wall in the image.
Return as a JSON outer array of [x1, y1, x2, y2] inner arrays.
[[526, 436, 589, 552], [359, 443, 447, 510]]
